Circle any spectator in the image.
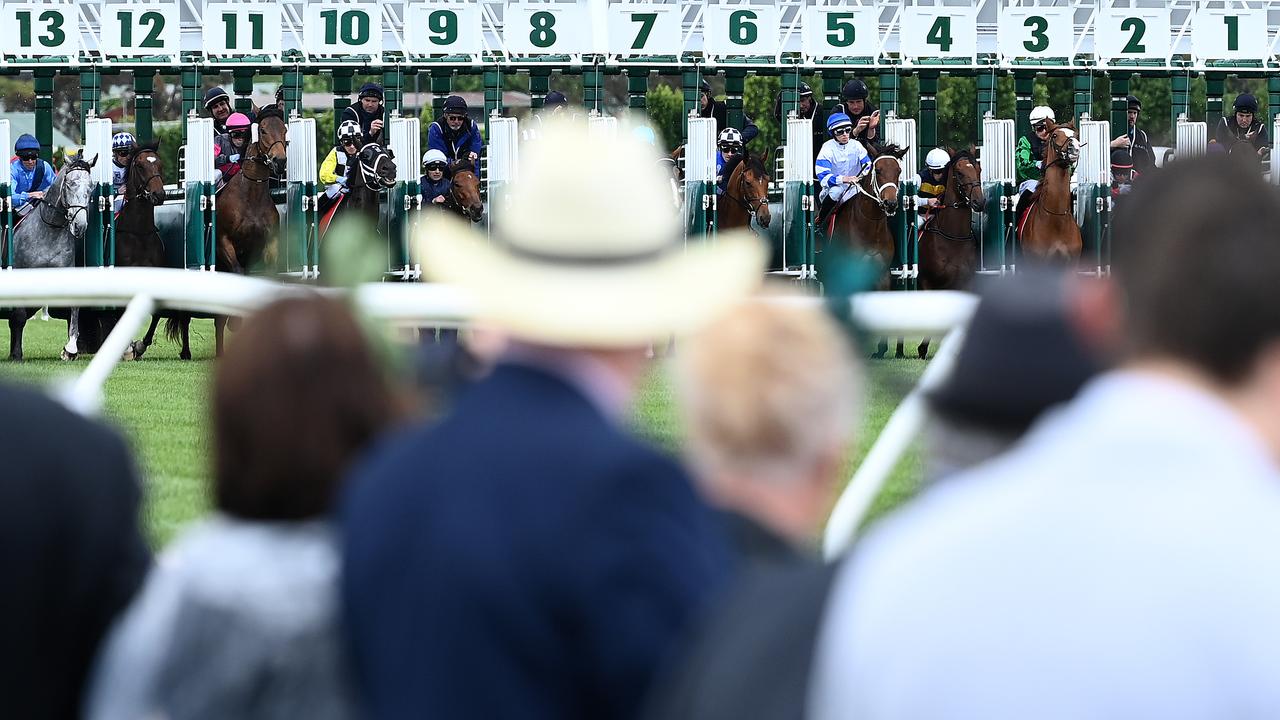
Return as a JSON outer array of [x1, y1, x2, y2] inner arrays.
[[86, 295, 403, 720], [0, 382, 150, 720], [810, 152, 1280, 718], [343, 118, 765, 720], [699, 79, 760, 145], [342, 82, 385, 147], [924, 269, 1102, 484]]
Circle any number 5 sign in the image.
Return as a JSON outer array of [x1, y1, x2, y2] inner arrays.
[[802, 7, 879, 57], [901, 7, 977, 59], [703, 4, 780, 56], [998, 5, 1073, 59], [1095, 7, 1170, 60]]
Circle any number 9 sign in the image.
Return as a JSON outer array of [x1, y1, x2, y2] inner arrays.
[[404, 3, 482, 55], [998, 5, 1073, 59]]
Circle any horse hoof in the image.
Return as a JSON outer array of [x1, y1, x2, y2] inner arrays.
[[869, 351, 886, 360], [179, 351, 192, 361], [918, 349, 929, 360], [60, 350, 78, 362], [894, 352, 907, 360]]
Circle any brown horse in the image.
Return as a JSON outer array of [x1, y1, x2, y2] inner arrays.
[[1020, 121, 1082, 263], [443, 159, 484, 223], [912, 147, 985, 358], [718, 151, 771, 231], [109, 141, 173, 361]]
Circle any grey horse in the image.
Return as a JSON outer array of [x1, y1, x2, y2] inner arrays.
[[7, 151, 97, 361]]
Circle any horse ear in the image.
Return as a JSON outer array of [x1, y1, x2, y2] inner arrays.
[[88, 153, 98, 168], [897, 145, 909, 159]]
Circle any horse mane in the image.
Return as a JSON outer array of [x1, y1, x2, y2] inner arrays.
[[878, 143, 905, 157], [447, 158, 473, 176], [255, 105, 285, 123]]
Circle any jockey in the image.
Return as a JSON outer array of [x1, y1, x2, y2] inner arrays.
[[1014, 105, 1055, 222], [213, 112, 252, 186], [427, 95, 484, 175], [203, 87, 236, 136], [715, 128, 744, 195], [915, 147, 951, 223], [342, 82, 385, 147], [1215, 93, 1269, 157], [831, 78, 879, 148], [319, 119, 363, 203], [522, 90, 576, 141], [814, 112, 872, 226], [1110, 148, 1134, 199], [420, 148, 451, 207], [111, 131, 136, 212], [10, 133, 54, 213], [699, 79, 760, 145], [274, 85, 286, 115]]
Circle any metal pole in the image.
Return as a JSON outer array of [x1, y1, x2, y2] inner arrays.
[[57, 294, 156, 417]]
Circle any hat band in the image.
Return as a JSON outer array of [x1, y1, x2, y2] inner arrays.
[[496, 232, 677, 268]]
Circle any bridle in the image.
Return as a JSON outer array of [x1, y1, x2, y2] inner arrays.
[[945, 159, 985, 212], [241, 118, 288, 183], [38, 162, 91, 236], [1045, 129, 1080, 171], [727, 159, 769, 220], [445, 167, 482, 221], [853, 155, 901, 217], [123, 150, 165, 204], [355, 144, 395, 189]]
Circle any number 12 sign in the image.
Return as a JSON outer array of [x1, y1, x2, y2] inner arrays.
[[901, 7, 977, 58]]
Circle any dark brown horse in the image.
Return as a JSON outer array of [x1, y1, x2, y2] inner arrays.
[[718, 151, 771, 232], [443, 159, 483, 223], [343, 141, 396, 224], [1020, 121, 1082, 263], [912, 147, 985, 358], [108, 141, 173, 361]]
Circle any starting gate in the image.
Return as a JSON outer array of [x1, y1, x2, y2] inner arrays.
[[0, 120, 8, 269], [1076, 115, 1112, 276], [588, 112, 618, 139], [979, 115, 1016, 274], [388, 113, 421, 279], [1175, 115, 1208, 162], [884, 114, 918, 289], [84, 116, 113, 268], [685, 115, 717, 239], [782, 113, 816, 278], [486, 114, 520, 234], [285, 114, 318, 278], [183, 116, 217, 271], [1271, 117, 1280, 186]]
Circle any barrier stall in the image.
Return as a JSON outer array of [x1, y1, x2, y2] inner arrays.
[[84, 116, 114, 268], [1076, 116, 1111, 276], [285, 115, 318, 278], [884, 113, 918, 290], [183, 116, 217, 271], [388, 113, 421, 279], [485, 115, 520, 238], [1175, 115, 1208, 162], [1271, 117, 1280, 186], [587, 112, 618, 140], [685, 114, 717, 239], [782, 113, 816, 278], [0, 120, 9, 269], [979, 115, 1015, 274]]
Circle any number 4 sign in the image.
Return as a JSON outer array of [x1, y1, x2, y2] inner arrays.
[[901, 6, 977, 59]]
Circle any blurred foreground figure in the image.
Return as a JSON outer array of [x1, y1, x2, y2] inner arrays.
[[646, 296, 859, 720], [0, 384, 149, 720], [810, 154, 1280, 718], [87, 296, 402, 720], [342, 119, 764, 719], [924, 269, 1102, 483]]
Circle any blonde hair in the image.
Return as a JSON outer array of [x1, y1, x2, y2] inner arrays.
[[676, 294, 860, 488]]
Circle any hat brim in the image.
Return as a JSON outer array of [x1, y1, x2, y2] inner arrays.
[[417, 217, 766, 347]]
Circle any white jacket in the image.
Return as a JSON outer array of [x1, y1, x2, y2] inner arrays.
[[815, 138, 870, 191]]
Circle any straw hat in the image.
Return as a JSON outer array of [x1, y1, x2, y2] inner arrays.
[[415, 119, 765, 347]]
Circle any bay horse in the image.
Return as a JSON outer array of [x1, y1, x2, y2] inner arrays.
[[1019, 121, 1082, 263], [167, 105, 288, 359], [7, 151, 97, 361], [913, 147, 985, 359], [344, 142, 397, 226], [719, 150, 771, 232], [442, 158, 483, 223], [108, 141, 173, 361]]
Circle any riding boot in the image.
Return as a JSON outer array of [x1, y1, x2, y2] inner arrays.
[[1014, 191, 1032, 226], [815, 196, 837, 227]]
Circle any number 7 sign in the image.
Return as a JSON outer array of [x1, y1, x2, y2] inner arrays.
[[607, 5, 681, 56]]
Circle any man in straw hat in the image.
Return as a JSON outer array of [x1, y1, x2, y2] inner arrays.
[[341, 119, 765, 719]]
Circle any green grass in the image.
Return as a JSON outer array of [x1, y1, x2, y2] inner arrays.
[[1, 316, 928, 547]]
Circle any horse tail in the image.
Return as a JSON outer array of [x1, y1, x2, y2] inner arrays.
[[164, 314, 183, 344]]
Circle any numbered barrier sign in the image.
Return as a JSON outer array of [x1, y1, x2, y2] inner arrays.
[[901, 7, 977, 58], [607, 4, 681, 56], [204, 3, 281, 56], [0, 2, 79, 56], [998, 5, 1073, 59], [99, 2, 180, 56], [404, 3, 482, 55], [504, 1, 590, 54], [703, 4, 780, 56], [303, 2, 382, 56], [1095, 7, 1170, 60], [802, 7, 878, 57], [1193, 8, 1267, 61]]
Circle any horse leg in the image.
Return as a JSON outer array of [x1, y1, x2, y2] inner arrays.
[[214, 316, 227, 358], [125, 313, 164, 361], [895, 338, 907, 360], [918, 337, 931, 359], [180, 315, 192, 360], [871, 337, 888, 360], [8, 308, 28, 361], [61, 308, 80, 361], [217, 234, 243, 275]]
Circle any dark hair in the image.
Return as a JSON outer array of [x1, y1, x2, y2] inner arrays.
[[1112, 153, 1280, 383], [213, 295, 403, 519]]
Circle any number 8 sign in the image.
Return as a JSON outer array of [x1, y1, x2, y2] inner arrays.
[[900, 6, 977, 59], [504, 2, 589, 54]]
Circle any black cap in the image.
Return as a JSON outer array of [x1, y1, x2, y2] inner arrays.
[[358, 82, 384, 100], [442, 95, 468, 113], [700, 79, 712, 94], [1234, 93, 1259, 113], [544, 90, 567, 106], [799, 82, 814, 96], [842, 78, 868, 100], [203, 86, 229, 108], [1126, 95, 1141, 112], [1110, 148, 1134, 168]]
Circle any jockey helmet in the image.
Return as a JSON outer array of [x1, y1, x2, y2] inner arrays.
[[718, 128, 743, 150], [925, 147, 950, 171], [1126, 95, 1142, 112], [337, 120, 362, 143], [544, 90, 567, 106], [112, 132, 136, 152], [226, 113, 252, 131], [422, 148, 448, 169], [1029, 106, 1056, 127], [1110, 148, 1134, 169], [358, 82, 383, 101], [631, 125, 657, 147], [443, 95, 469, 116], [842, 79, 869, 101], [826, 112, 853, 135], [203, 86, 230, 109], [14, 133, 39, 154], [1234, 93, 1259, 114], [798, 82, 814, 97]]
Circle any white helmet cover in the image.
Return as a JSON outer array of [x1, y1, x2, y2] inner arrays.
[[422, 148, 448, 167], [337, 120, 362, 141], [925, 147, 951, 170], [1029, 106, 1056, 125], [718, 127, 743, 146]]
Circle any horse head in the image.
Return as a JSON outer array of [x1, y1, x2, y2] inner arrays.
[[866, 143, 907, 216], [127, 139, 167, 206], [447, 159, 484, 223], [55, 151, 96, 238], [1046, 122, 1080, 169], [356, 143, 397, 189], [732, 149, 771, 228], [252, 106, 289, 177], [946, 148, 985, 209]]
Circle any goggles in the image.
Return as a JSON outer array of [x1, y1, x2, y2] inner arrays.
[[17, 152, 38, 161], [1033, 123, 1049, 133], [424, 162, 447, 171], [112, 148, 131, 156], [831, 125, 853, 136], [446, 113, 467, 121], [719, 143, 740, 151], [229, 130, 249, 138]]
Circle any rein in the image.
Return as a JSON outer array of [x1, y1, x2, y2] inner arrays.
[[38, 165, 91, 235], [852, 155, 901, 218]]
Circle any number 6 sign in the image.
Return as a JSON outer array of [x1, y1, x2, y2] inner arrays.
[[703, 4, 780, 56], [901, 6, 977, 59]]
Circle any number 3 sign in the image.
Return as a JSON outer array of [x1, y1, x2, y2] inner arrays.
[[998, 5, 1073, 59]]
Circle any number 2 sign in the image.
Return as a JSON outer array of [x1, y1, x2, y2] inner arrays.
[[1095, 7, 1170, 60], [900, 6, 977, 59]]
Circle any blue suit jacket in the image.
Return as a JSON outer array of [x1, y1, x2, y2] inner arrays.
[[341, 363, 732, 720]]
